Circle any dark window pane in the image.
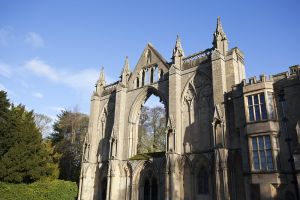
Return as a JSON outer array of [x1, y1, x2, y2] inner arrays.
[[254, 95, 259, 105], [261, 104, 267, 120], [248, 96, 253, 106], [258, 136, 264, 149], [255, 105, 261, 120], [259, 93, 265, 105], [265, 136, 271, 149], [260, 150, 267, 170], [252, 138, 258, 150], [260, 94, 267, 120], [253, 151, 260, 170], [249, 106, 254, 121]]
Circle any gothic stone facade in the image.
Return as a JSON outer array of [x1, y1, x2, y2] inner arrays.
[[78, 18, 300, 200]]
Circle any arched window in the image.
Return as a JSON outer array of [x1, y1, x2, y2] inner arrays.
[[197, 167, 209, 194], [136, 77, 139, 88], [142, 70, 146, 86], [150, 68, 154, 83], [159, 69, 163, 80], [137, 94, 166, 154]]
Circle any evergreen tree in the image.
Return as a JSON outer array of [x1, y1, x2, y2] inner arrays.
[[0, 105, 53, 183], [0, 91, 12, 157]]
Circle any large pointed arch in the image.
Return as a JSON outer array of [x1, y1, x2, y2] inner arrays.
[[127, 86, 168, 157]]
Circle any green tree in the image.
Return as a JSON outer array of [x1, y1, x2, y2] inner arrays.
[[50, 108, 89, 182], [137, 105, 166, 153], [42, 139, 61, 179], [0, 91, 12, 157], [0, 105, 48, 183]]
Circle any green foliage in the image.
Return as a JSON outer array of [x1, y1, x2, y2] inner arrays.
[[0, 179, 78, 200], [0, 91, 59, 183], [137, 106, 166, 154], [0, 91, 12, 157], [49, 109, 89, 182], [42, 140, 61, 179]]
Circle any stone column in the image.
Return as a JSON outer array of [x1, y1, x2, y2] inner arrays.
[[168, 64, 182, 154], [107, 160, 120, 200], [215, 148, 230, 200], [78, 92, 104, 200], [113, 84, 128, 160], [211, 50, 227, 108]]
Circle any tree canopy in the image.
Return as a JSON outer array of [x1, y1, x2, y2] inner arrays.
[[49, 108, 89, 182], [0, 91, 58, 183], [137, 105, 166, 154]]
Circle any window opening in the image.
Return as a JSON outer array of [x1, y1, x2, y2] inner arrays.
[[251, 135, 274, 171], [247, 93, 267, 122], [137, 95, 166, 154]]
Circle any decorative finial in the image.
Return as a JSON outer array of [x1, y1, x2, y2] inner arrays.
[[98, 66, 106, 86], [123, 56, 130, 73], [213, 17, 228, 55], [216, 16, 223, 33], [120, 56, 131, 84], [173, 34, 184, 58]]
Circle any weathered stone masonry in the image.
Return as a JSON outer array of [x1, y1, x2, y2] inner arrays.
[[78, 17, 300, 200]]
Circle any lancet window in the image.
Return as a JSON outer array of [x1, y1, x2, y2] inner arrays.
[[135, 64, 163, 88]]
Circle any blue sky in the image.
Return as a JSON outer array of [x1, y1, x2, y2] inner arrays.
[[0, 0, 299, 120]]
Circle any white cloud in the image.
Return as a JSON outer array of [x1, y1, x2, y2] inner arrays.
[[0, 62, 12, 77], [25, 58, 59, 81], [63, 69, 100, 90], [24, 32, 44, 48], [32, 92, 43, 99], [24, 58, 111, 92], [0, 28, 12, 46]]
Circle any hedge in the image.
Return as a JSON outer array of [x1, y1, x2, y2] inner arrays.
[[0, 179, 78, 200]]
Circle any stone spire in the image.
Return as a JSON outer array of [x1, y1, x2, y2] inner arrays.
[[213, 17, 228, 55], [172, 35, 184, 58], [95, 67, 105, 95], [120, 56, 130, 85], [98, 67, 106, 86], [96, 67, 105, 95], [172, 35, 184, 67]]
